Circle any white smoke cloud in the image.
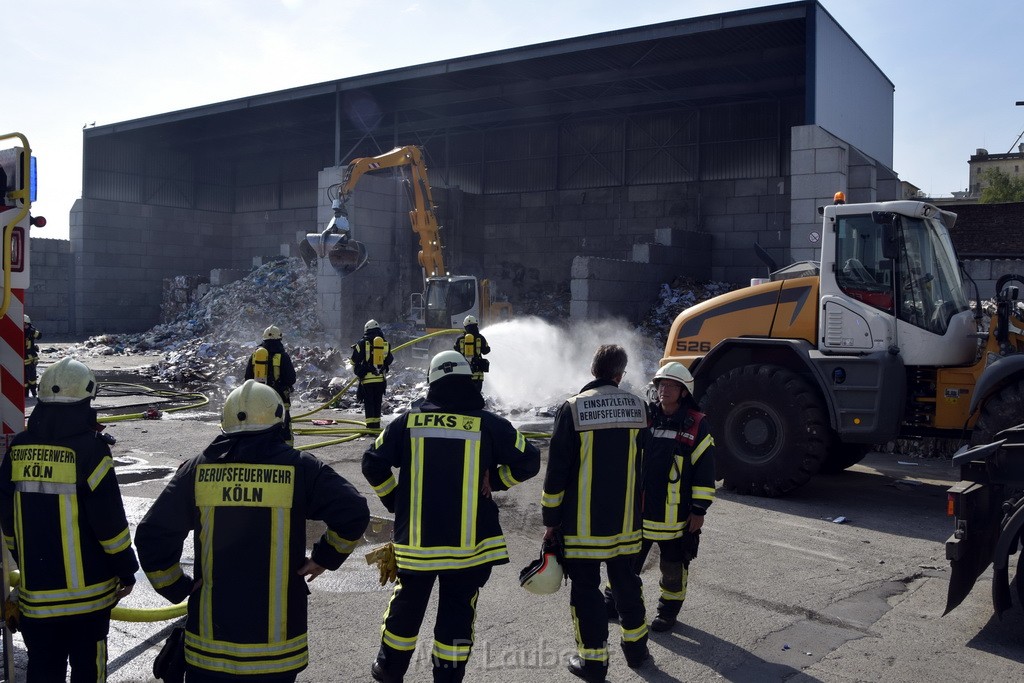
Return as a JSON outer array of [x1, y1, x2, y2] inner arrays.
[[481, 316, 663, 412]]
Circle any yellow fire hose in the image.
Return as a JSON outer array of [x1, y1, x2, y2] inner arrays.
[[6, 570, 186, 623]]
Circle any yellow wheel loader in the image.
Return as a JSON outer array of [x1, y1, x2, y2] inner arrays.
[[663, 198, 1024, 617]]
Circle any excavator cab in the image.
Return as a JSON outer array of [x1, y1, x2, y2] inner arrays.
[[425, 275, 479, 332]]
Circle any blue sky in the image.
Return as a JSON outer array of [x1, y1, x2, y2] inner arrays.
[[9, 0, 1023, 239]]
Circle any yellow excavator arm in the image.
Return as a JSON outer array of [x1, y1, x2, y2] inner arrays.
[[335, 146, 446, 279]]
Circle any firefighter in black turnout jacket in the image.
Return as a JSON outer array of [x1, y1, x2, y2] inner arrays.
[[352, 319, 394, 433], [362, 350, 540, 683], [0, 357, 139, 682], [135, 380, 370, 682], [607, 362, 715, 632], [24, 313, 42, 397], [542, 344, 649, 682], [453, 315, 490, 391], [244, 325, 296, 444]]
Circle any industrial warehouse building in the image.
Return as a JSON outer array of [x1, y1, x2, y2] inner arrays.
[[55, 0, 902, 339]]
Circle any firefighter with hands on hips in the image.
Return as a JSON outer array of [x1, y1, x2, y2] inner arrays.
[[23, 313, 42, 397], [606, 362, 715, 632], [134, 379, 370, 683], [351, 319, 394, 433], [244, 325, 296, 445], [542, 344, 650, 682], [362, 350, 540, 683], [0, 357, 139, 682], [453, 315, 490, 391]]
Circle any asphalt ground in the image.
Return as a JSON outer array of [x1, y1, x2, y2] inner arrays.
[[4, 352, 1023, 682]]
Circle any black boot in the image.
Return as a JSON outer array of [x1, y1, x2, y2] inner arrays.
[[651, 613, 676, 632], [567, 655, 607, 682]]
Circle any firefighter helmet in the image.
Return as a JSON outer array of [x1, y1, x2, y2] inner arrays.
[[653, 362, 694, 394], [263, 325, 282, 340], [463, 315, 478, 327], [364, 319, 380, 333], [23, 314, 31, 324], [428, 350, 472, 384], [519, 546, 564, 595], [221, 379, 284, 434], [38, 357, 98, 404]]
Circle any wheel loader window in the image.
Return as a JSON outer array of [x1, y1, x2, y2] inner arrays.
[[835, 216, 893, 313]]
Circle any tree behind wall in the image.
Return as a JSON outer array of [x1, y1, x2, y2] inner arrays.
[[980, 168, 1024, 203]]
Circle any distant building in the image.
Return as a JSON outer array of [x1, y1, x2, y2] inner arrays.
[[968, 145, 1024, 196]]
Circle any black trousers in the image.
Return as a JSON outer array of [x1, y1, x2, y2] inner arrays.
[[635, 537, 690, 618], [376, 566, 491, 682], [361, 381, 386, 430], [565, 556, 647, 673], [20, 610, 111, 683]]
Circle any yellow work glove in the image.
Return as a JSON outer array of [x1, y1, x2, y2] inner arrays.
[[365, 542, 397, 586]]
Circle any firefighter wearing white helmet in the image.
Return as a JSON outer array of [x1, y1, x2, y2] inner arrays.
[[244, 325, 296, 444], [0, 356, 139, 680], [606, 361, 715, 633], [453, 315, 490, 391], [362, 350, 540, 682], [135, 379, 370, 681], [23, 314, 42, 397], [351, 319, 393, 433]]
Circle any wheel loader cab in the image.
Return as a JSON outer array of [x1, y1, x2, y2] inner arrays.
[[820, 202, 973, 366]]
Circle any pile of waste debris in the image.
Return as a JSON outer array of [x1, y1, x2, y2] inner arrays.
[[55, 262, 749, 418], [59, 258, 353, 402], [637, 276, 739, 348]]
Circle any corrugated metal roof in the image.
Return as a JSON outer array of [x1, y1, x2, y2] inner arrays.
[[85, 2, 817, 159]]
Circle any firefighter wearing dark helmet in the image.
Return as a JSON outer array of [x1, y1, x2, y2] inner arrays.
[[135, 380, 369, 683], [244, 325, 296, 444], [453, 315, 490, 391], [362, 350, 540, 683], [23, 313, 42, 397], [351, 319, 393, 433], [0, 357, 139, 681], [606, 362, 715, 632], [542, 344, 650, 682]]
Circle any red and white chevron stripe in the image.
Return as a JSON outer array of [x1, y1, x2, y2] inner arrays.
[[0, 289, 25, 449]]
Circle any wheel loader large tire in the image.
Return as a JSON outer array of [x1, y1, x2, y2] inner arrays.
[[819, 442, 871, 474], [701, 364, 830, 497], [970, 380, 1024, 447]]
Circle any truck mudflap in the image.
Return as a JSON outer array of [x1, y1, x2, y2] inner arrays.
[[944, 480, 997, 615], [991, 497, 1024, 617]]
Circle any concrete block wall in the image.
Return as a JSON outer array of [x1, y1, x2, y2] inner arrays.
[[478, 184, 704, 301], [962, 259, 1024, 299], [232, 207, 316, 265], [70, 198, 233, 334], [24, 237, 72, 335], [570, 229, 712, 322], [696, 177, 790, 283], [789, 125, 898, 266], [313, 169, 411, 345]]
